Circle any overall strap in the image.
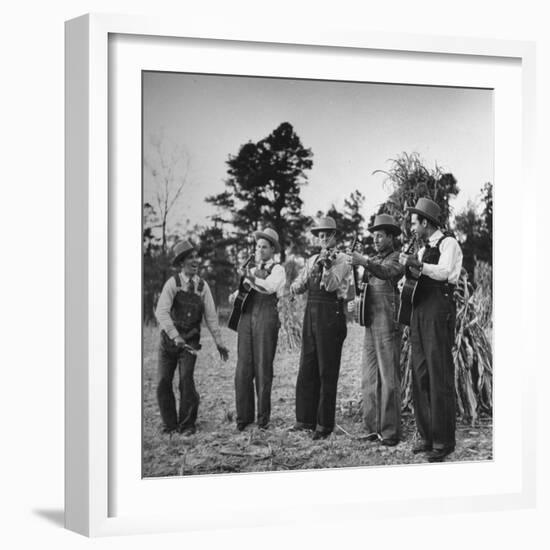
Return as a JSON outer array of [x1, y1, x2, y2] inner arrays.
[[173, 274, 182, 288], [435, 232, 456, 249]]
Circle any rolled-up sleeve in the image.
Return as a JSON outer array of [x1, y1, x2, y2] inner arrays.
[[201, 281, 225, 347], [248, 264, 286, 295], [421, 238, 463, 283]]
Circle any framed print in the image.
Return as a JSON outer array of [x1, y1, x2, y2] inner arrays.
[[65, 13, 536, 537]]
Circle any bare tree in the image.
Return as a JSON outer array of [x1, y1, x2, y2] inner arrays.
[[144, 131, 190, 253]]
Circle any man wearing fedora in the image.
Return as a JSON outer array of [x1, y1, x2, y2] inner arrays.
[[231, 228, 286, 431], [290, 216, 351, 440], [155, 240, 229, 435], [348, 214, 405, 446], [399, 197, 463, 462]]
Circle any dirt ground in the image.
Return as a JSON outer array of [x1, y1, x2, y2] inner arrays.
[[143, 323, 492, 477]]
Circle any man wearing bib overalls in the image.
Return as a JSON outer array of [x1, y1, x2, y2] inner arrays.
[[290, 217, 351, 440], [155, 240, 229, 435], [232, 228, 286, 431]]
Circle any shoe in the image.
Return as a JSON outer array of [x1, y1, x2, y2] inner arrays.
[[427, 447, 454, 463], [177, 425, 196, 436], [312, 430, 331, 440], [237, 422, 249, 432], [257, 423, 269, 430], [381, 438, 399, 447], [288, 423, 314, 432], [161, 426, 177, 435], [412, 442, 432, 454], [365, 433, 380, 442]]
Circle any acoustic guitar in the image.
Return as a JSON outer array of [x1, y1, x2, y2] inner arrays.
[[227, 254, 255, 332], [397, 237, 419, 326], [351, 233, 368, 326]]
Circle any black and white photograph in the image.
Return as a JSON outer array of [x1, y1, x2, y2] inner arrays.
[[142, 71, 494, 477]]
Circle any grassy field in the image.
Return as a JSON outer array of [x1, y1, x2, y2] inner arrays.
[[143, 322, 492, 477]]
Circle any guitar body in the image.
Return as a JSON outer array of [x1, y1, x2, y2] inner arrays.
[[228, 254, 254, 332], [228, 281, 252, 331], [397, 276, 418, 325], [397, 237, 419, 326]]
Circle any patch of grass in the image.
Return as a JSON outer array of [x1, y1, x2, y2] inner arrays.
[[143, 323, 492, 477]]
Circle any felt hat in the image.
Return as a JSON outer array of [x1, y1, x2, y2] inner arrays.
[[368, 214, 401, 236], [253, 227, 281, 252], [172, 240, 195, 266], [310, 216, 337, 235], [407, 197, 441, 227]]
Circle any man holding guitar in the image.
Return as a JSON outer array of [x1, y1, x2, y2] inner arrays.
[[398, 198, 463, 462], [230, 228, 286, 431], [348, 214, 404, 446]]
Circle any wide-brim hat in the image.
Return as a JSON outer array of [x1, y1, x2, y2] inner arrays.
[[407, 197, 441, 227], [172, 239, 195, 266], [368, 214, 401, 236], [310, 216, 337, 235], [253, 227, 280, 252]]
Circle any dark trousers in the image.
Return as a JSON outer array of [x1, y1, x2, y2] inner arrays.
[[157, 334, 199, 431], [410, 289, 456, 450], [295, 299, 347, 433], [235, 296, 279, 426]]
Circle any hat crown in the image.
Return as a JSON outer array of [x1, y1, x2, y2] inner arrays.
[[369, 213, 401, 235], [414, 197, 440, 218], [311, 216, 337, 233], [172, 240, 195, 265], [257, 227, 279, 244], [253, 227, 281, 252], [372, 214, 397, 227]]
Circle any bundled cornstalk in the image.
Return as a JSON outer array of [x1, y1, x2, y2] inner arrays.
[[400, 266, 493, 424], [277, 257, 305, 352], [278, 289, 304, 352]]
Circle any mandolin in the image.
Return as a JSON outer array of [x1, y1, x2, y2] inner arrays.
[[227, 253, 255, 332], [397, 237, 419, 326]]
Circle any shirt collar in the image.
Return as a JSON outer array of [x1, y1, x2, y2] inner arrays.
[[179, 271, 197, 283]]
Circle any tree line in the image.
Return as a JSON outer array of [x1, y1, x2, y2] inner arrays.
[[143, 122, 492, 324]]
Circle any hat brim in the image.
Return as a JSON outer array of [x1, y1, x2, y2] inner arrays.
[[368, 224, 401, 236], [310, 227, 338, 235], [407, 207, 440, 227], [253, 231, 280, 252]]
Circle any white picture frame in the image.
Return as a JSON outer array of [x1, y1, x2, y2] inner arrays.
[[65, 13, 536, 537]]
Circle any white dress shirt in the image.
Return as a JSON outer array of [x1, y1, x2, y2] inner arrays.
[[245, 259, 286, 298], [417, 230, 463, 284]]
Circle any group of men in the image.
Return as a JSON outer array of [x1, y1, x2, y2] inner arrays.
[[153, 197, 463, 463]]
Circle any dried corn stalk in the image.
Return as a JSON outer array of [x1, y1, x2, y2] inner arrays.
[[400, 265, 493, 423]]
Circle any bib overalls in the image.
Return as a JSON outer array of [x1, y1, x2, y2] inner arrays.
[[295, 260, 347, 435], [235, 264, 280, 428], [157, 275, 204, 433]]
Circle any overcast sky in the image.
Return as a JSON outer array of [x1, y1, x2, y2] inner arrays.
[[143, 72, 493, 232]]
